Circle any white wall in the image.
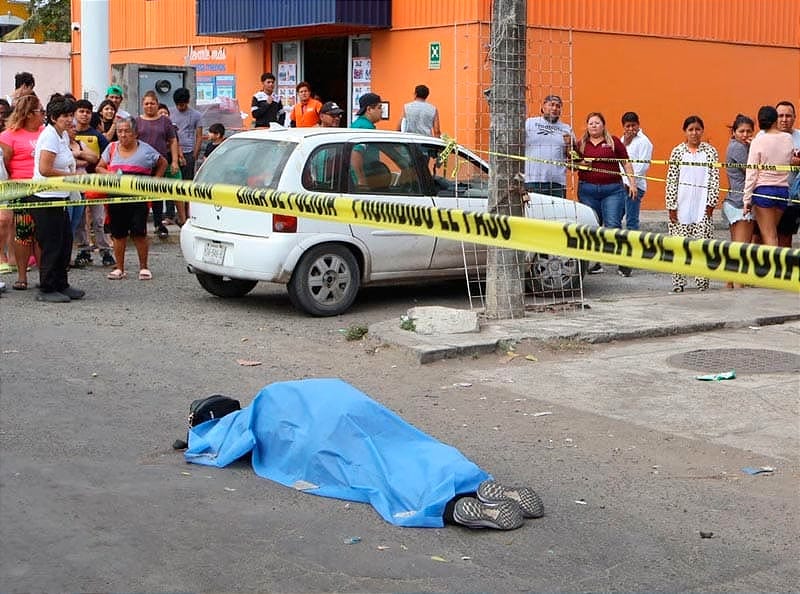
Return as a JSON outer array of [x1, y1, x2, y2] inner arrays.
[[0, 42, 71, 102]]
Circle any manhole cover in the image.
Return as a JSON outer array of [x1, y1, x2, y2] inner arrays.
[[667, 348, 800, 374]]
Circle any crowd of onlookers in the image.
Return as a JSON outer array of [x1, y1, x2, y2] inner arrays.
[[524, 95, 800, 291], [0, 71, 225, 301], [1, 71, 797, 301]]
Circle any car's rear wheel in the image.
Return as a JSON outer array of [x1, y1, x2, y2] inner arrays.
[[196, 272, 258, 298], [288, 244, 360, 316], [526, 253, 586, 294]]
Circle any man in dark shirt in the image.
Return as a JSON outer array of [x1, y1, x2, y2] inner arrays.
[[251, 73, 285, 128]]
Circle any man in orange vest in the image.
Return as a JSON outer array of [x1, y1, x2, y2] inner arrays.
[[290, 81, 322, 127]]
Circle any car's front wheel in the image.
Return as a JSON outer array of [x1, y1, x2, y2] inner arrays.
[[196, 272, 258, 298], [526, 253, 586, 294], [288, 244, 360, 316]]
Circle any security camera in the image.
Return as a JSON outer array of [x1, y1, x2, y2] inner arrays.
[[71, 22, 81, 32]]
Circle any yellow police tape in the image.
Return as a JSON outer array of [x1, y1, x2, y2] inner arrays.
[[1, 174, 798, 292]]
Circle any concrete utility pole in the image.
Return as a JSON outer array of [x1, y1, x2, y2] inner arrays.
[[485, 0, 527, 319], [79, 0, 110, 105]]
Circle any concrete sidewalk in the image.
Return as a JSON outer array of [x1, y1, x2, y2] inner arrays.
[[370, 288, 800, 363]]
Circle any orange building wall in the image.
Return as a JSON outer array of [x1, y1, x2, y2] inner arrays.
[[569, 31, 800, 209], [390, 0, 487, 28], [70, 0, 263, 123], [71, 0, 799, 209], [369, 23, 490, 149], [528, 0, 799, 48]]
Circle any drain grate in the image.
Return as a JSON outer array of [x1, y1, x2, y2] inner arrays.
[[667, 348, 800, 374]]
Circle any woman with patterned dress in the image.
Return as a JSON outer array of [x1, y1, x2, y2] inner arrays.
[[665, 115, 720, 292]]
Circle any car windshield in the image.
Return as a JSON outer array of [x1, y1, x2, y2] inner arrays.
[[424, 145, 489, 197], [196, 138, 295, 188]]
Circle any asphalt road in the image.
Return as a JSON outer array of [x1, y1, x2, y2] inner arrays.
[[1, 237, 798, 592]]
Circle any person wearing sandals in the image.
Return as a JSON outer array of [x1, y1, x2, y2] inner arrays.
[[31, 94, 86, 303], [95, 116, 167, 281], [665, 115, 720, 293], [0, 94, 44, 292]]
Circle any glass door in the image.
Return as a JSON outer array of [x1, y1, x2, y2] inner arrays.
[[348, 36, 371, 124], [273, 41, 301, 110]]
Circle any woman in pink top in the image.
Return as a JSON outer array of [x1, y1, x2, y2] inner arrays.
[[743, 105, 794, 246], [0, 94, 45, 290]]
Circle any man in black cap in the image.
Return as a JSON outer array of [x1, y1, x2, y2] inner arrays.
[[318, 101, 344, 128], [351, 92, 382, 129]]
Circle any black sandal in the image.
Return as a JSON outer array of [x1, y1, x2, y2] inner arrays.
[[12, 280, 27, 290]]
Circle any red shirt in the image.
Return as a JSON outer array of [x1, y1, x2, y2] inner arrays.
[[578, 135, 629, 185]]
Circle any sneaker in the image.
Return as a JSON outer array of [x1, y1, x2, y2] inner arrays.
[[588, 263, 604, 274], [157, 225, 169, 239], [617, 266, 631, 277], [61, 286, 85, 300], [477, 480, 545, 519], [452, 497, 524, 530], [37, 291, 71, 303], [101, 251, 116, 267], [74, 250, 92, 268]]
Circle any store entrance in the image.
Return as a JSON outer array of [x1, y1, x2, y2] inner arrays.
[[304, 37, 348, 121]]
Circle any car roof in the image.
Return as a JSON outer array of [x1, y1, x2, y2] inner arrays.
[[230, 126, 485, 163], [233, 125, 445, 144]]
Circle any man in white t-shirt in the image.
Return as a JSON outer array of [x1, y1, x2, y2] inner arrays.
[[776, 101, 800, 247], [524, 95, 573, 199], [618, 111, 654, 276]]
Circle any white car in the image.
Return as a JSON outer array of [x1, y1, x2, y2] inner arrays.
[[180, 127, 598, 316]]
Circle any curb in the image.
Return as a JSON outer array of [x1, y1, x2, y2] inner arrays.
[[370, 312, 800, 364]]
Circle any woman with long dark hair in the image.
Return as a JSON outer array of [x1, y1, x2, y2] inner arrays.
[[723, 114, 754, 288], [0, 94, 45, 291], [743, 105, 794, 246], [96, 99, 118, 142]]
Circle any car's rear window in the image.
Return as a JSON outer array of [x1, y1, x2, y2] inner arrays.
[[195, 138, 295, 188]]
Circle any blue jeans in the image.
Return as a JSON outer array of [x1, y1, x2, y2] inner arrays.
[[623, 187, 645, 231], [524, 182, 566, 200], [577, 181, 626, 228], [67, 204, 85, 236]]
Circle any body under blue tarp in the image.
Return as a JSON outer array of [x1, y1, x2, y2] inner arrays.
[[185, 378, 490, 527]]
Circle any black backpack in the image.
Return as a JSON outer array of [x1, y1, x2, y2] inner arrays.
[[172, 394, 241, 450]]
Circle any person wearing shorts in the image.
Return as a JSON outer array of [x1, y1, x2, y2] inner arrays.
[[95, 116, 167, 280], [743, 106, 794, 246]]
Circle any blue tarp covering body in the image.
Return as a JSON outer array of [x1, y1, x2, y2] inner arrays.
[[185, 378, 489, 527]]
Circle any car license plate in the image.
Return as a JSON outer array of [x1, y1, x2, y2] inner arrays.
[[202, 242, 226, 265]]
